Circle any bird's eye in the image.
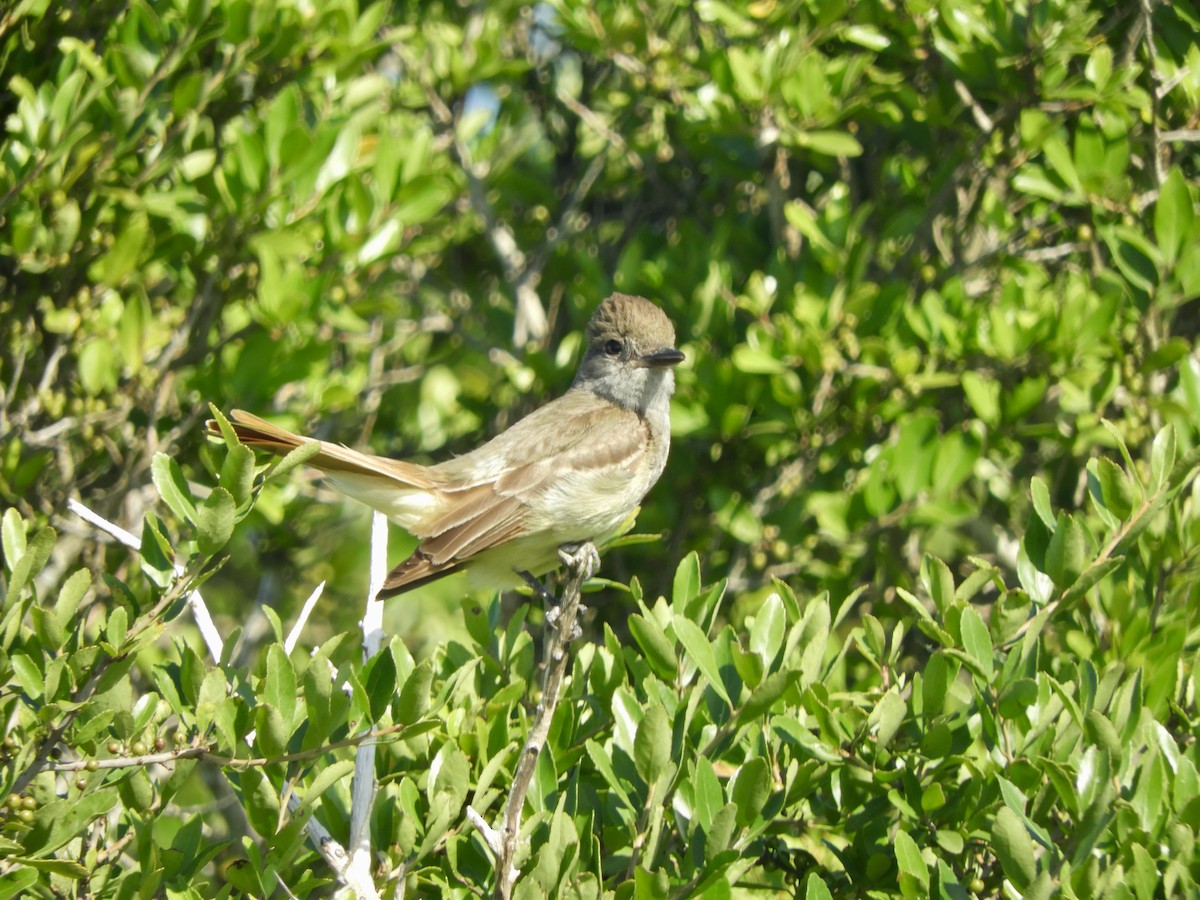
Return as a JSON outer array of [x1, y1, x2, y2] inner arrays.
[[604, 339, 623, 357]]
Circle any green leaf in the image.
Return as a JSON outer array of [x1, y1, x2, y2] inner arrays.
[[255, 703, 288, 758], [4, 857, 88, 879], [21, 790, 119, 859], [1030, 476, 1056, 529], [298, 760, 356, 816], [220, 443, 256, 508], [1087, 457, 1136, 520], [119, 290, 150, 373], [804, 874, 834, 900], [628, 614, 677, 681], [1150, 425, 1176, 491], [874, 688, 907, 748], [265, 645, 297, 732], [54, 568, 91, 622], [704, 804, 738, 862], [6, 525, 55, 600], [196, 487, 236, 555], [1045, 512, 1087, 588], [921, 651, 952, 717], [106, 606, 127, 648], [1085, 44, 1112, 88], [731, 344, 786, 374], [921, 555, 955, 616], [91, 209, 148, 286], [692, 757, 724, 830], [673, 618, 732, 704], [1155, 167, 1194, 266], [961, 371, 1000, 426], [0, 867, 38, 898], [634, 704, 672, 787], [1100, 225, 1160, 292], [795, 130, 863, 157], [729, 757, 770, 829], [364, 647, 397, 724], [395, 660, 433, 726], [152, 453, 198, 525], [991, 806, 1036, 889], [738, 670, 798, 724], [139, 513, 175, 585], [11, 652, 43, 699], [585, 739, 635, 811], [894, 830, 928, 891], [2, 508, 26, 569], [672, 551, 703, 613], [266, 440, 321, 482], [430, 742, 470, 815], [393, 175, 454, 226], [749, 592, 786, 669], [959, 606, 994, 681]]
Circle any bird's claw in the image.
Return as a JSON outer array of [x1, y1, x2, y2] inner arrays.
[[545, 603, 584, 640], [558, 541, 600, 581]]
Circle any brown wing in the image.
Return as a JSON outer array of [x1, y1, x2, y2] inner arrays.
[[379, 489, 528, 596], [381, 398, 651, 597], [209, 410, 440, 487]]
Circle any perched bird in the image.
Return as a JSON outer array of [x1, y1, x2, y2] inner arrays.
[[209, 294, 684, 597]]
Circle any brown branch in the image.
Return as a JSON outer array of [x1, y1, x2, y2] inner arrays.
[[45, 722, 416, 773], [467, 542, 596, 900]]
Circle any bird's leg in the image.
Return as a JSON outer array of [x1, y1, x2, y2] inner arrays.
[[519, 543, 597, 637], [518, 569, 557, 606], [542, 541, 597, 638], [558, 541, 600, 582]]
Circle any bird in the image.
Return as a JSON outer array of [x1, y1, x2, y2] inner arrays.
[[208, 293, 684, 597]]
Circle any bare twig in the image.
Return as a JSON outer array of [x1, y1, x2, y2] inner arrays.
[[65, 498, 380, 897], [953, 79, 995, 133], [554, 85, 643, 172], [467, 542, 597, 899], [1161, 129, 1200, 143], [284, 580, 326, 655], [67, 498, 225, 660], [345, 512, 389, 888], [1140, 0, 1165, 185], [46, 721, 414, 772]]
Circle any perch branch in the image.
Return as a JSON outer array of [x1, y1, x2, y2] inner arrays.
[[467, 542, 597, 899]]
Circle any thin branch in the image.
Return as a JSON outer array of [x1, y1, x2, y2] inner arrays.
[[1140, 0, 1165, 185], [67, 498, 140, 550], [953, 79, 995, 133], [46, 721, 414, 772], [66, 499, 379, 897], [67, 498, 225, 660], [467, 542, 597, 900], [284, 580, 326, 655], [1161, 129, 1200, 143], [346, 513, 389, 876], [554, 85, 643, 172]]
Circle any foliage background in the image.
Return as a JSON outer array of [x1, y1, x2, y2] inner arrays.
[[2, 0, 1199, 896]]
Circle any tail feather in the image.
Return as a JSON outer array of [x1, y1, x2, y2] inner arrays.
[[208, 410, 442, 489]]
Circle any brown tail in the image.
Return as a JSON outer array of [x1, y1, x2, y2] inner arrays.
[[207, 410, 442, 488]]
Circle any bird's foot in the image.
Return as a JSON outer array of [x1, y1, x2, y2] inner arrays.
[[558, 541, 600, 582], [519, 569, 557, 606], [542, 600, 586, 639]]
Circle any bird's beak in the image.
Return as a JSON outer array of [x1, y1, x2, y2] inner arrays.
[[638, 347, 686, 368]]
